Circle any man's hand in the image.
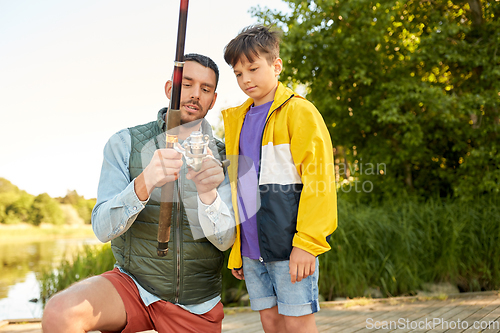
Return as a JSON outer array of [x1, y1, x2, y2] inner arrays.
[[231, 268, 245, 280], [289, 247, 316, 284], [135, 148, 183, 201], [186, 154, 224, 205]]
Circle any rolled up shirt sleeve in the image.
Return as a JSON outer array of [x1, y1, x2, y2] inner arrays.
[[91, 129, 149, 243], [197, 174, 236, 251]]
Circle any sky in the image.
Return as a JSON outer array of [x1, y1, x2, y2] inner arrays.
[[0, 0, 291, 199]]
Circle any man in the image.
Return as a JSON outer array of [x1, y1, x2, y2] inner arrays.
[[42, 53, 235, 333]]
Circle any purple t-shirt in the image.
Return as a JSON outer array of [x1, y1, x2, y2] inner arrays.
[[238, 100, 273, 260]]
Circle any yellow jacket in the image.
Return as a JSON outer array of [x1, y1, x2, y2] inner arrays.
[[222, 82, 338, 269]]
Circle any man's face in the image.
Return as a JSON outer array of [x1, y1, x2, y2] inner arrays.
[[165, 61, 218, 125]]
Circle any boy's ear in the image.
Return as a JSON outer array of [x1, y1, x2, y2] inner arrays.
[[274, 58, 283, 76], [165, 80, 173, 99]]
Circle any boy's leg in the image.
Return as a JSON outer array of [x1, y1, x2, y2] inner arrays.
[[42, 273, 127, 332], [269, 258, 320, 332], [284, 313, 318, 333], [259, 306, 286, 333], [242, 257, 283, 332], [258, 307, 317, 333], [242, 256, 320, 332]]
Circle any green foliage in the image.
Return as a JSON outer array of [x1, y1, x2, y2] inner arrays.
[[39, 243, 115, 305], [30, 193, 65, 226], [253, 0, 500, 200], [0, 178, 35, 225], [6, 193, 35, 223], [319, 194, 500, 300], [0, 178, 21, 194], [0, 178, 95, 225], [59, 190, 96, 224]]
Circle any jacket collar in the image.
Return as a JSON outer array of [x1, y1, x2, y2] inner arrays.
[[270, 82, 295, 113], [224, 82, 295, 118]]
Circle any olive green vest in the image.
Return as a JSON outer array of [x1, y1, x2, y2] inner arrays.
[[111, 108, 225, 305]]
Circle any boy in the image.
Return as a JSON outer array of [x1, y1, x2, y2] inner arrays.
[[222, 25, 338, 332]]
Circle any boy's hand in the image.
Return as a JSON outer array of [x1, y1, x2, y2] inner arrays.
[[289, 247, 316, 284], [231, 268, 245, 280]]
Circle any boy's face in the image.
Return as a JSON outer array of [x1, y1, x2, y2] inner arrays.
[[165, 61, 218, 125], [233, 53, 282, 106]]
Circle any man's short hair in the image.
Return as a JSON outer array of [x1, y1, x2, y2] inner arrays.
[[223, 25, 281, 67], [184, 53, 220, 89]]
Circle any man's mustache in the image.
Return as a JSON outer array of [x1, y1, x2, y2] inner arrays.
[[182, 99, 203, 111]]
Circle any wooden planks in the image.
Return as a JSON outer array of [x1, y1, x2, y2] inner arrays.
[[1, 292, 499, 333], [221, 292, 500, 333]]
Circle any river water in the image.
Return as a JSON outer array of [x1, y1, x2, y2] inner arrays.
[[0, 237, 101, 321]]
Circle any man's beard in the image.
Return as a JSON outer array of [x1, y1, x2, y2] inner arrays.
[[180, 99, 205, 127], [181, 118, 203, 128]]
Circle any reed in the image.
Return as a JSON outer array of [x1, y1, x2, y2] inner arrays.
[[39, 243, 115, 304], [320, 194, 500, 300], [39, 195, 500, 304]]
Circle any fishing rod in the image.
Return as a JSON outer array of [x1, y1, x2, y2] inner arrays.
[[157, 0, 189, 257]]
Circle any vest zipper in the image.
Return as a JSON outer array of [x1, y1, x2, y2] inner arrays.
[[175, 175, 182, 303]]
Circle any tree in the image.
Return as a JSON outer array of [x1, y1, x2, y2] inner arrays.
[[253, 0, 499, 200], [30, 193, 65, 226], [0, 178, 32, 224], [0, 178, 21, 194], [59, 190, 96, 224], [5, 193, 34, 224]]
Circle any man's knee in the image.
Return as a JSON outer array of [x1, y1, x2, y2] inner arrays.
[[42, 276, 107, 332], [42, 291, 82, 332], [43, 275, 127, 332]]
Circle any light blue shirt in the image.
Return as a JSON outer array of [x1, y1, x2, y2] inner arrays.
[[91, 128, 235, 315]]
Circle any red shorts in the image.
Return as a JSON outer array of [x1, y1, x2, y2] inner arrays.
[[101, 268, 224, 333]]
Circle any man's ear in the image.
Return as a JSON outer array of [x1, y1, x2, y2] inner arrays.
[[165, 80, 173, 99], [274, 58, 283, 76], [208, 92, 218, 110]]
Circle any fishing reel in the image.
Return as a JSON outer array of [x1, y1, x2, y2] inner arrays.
[[174, 131, 229, 171]]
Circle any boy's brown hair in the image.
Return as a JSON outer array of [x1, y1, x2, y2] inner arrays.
[[224, 25, 281, 67]]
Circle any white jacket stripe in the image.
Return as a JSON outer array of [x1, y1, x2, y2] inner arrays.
[[259, 143, 302, 185]]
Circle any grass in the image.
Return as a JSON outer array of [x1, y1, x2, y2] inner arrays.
[[0, 223, 95, 243], [38, 194, 500, 305], [39, 243, 115, 305], [320, 194, 500, 300]]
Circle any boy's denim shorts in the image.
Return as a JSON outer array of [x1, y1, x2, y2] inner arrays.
[[242, 256, 320, 317]]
